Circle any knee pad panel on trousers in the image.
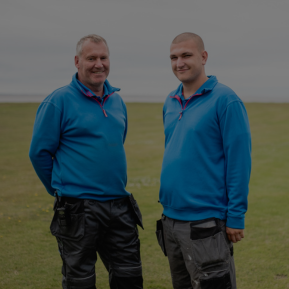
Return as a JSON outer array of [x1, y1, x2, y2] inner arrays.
[[62, 273, 96, 289], [112, 264, 142, 278]]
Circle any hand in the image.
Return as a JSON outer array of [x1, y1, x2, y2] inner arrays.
[[226, 227, 244, 243]]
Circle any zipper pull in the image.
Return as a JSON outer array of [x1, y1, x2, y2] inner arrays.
[[103, 109, 108, 117], [179, 111, 183, 120]]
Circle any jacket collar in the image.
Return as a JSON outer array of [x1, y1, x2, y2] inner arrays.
[[173, 75, 218, 98], [71, 73, 120, 98]]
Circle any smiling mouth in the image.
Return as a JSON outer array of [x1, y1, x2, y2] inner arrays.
[[92, 71, 104, 74]]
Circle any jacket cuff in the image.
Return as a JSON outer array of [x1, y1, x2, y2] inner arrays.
[[226, 215, 245, 229], [46, 186, 56, 197]]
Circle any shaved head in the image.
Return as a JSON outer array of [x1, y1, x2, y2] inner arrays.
[[172, 32, 205, 52]]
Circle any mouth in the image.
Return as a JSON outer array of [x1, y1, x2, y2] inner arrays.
[[92, 71, 104, 74]]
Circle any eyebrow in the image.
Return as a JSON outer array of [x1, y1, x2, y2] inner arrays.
[[170, 51, 193, 58], [86, 54, 108, 58]]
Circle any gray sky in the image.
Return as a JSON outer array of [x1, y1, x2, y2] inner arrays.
[[1, 0, 288, 102]]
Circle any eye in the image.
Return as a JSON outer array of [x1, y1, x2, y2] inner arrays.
[[170, 57, 177, 60], [184, 54, 191, 58]]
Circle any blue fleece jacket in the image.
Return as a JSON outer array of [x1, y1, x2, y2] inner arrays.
[[159, 76, 251, 229], [29, 73, 130, 201]]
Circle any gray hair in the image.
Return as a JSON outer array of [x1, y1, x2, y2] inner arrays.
[[76, 34, 109, 56]]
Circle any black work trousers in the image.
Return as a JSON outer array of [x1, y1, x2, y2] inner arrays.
[[50, 195, 143, 289]]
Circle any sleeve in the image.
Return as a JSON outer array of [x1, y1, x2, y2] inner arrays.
[[122, 101, 128, 143], [163, 102, 167, 125], [219, 101, 252, 229], [29, 102, 62, 196]]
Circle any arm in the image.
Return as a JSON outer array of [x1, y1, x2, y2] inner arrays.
[[122, 101, 128, 143], [29, 102, 62, 196], [219, 101, 251, 236]]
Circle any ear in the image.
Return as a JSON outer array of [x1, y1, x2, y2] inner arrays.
[[201, 50, 208, 65], [74, 55, 80, 69]]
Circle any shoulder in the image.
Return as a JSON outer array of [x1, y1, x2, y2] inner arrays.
[[41, 85, 72, 112], [213, 82, 243, 106], [110, 91, 123, 100], [163, 89, 178, 110], [110, 92, 125, 105], [109, 92, 127, 114], [211, 82, 246, 117], [212, 83, 248, 121]]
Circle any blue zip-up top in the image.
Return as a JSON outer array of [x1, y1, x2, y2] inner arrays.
[[159, 76, 251, 229], [29, 73, 130, 201]]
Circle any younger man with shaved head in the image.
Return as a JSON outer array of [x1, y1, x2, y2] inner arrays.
[[29, 34, 143, 289], [156, 32, 251, 288]]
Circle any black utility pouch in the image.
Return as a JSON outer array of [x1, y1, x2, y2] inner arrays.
[[128, 194, 144, 229], [156, 219, 167, 256], [57, 206, 71, 226], [50, 196, 85, 241]]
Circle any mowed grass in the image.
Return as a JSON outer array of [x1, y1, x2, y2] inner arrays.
[[0, 102, 289, 289]]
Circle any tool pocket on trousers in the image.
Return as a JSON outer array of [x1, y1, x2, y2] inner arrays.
[[200, 271, 232, 289], [50, 199, 85, 241], [190, 223, 230, 271], [155, 219, 167, 256], [128, 194, 144, 229]]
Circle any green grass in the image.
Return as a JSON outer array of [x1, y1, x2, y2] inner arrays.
[[0, 102, 289, 288]]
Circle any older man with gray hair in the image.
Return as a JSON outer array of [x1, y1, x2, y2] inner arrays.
[[29, 34, 143, 289]]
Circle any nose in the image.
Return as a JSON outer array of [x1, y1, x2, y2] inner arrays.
[[94, 58, 103, 68], [176, 57, 185, 69]]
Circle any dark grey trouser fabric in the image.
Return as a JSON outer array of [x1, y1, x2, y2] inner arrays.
[[50, 196, 143, 289], [160, 216, 236, 289]]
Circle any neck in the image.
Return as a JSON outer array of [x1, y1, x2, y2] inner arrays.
[[77, 75, 104, 97], [182, 75, 208, 99], [91, 86, 104, 97]]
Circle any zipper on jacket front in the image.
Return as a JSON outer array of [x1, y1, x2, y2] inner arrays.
[[170, 93, 203, 120], [88, 92, 114, 118], [92, 98, 108, 117]]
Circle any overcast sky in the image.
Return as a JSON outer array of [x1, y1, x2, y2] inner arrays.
[[1, 0, 288, 102]]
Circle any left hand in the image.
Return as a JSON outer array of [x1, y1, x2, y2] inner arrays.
[[226, 227, 244, 243]]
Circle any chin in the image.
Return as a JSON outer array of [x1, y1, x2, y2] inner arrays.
[[175, 73, 188, 81], [91, 77, 105, 84], [178, 76, 190, 83]]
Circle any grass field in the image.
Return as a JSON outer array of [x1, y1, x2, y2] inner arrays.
[[0, 102, 289, 289]]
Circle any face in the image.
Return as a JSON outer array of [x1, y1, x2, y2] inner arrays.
[[170, 39, 208, 84], [75, 40, 110, 91]]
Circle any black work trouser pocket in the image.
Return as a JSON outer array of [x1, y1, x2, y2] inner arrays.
[[155, 219, 167, 256], [190, 218, 230, 271], [50, 198, 85, 241], [200, 271, 232, 289], [128, 194, 144, 229]]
